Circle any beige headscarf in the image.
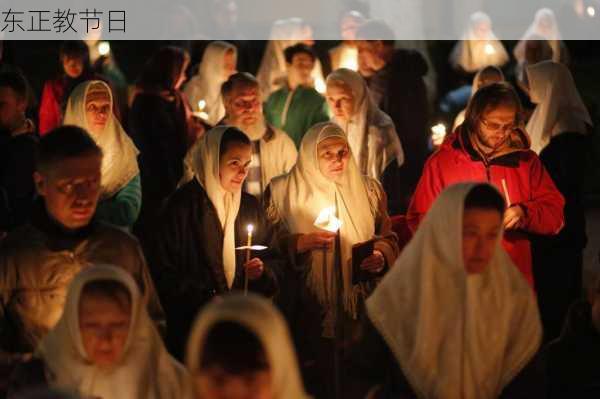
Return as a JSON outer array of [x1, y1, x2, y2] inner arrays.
[[327, 68, 404, 180], [186, 294, 310, 399], [38, 265, 192, 399], [187, 126, 243, 288], [450, 12, 509, 73], [526, 60, 592, 154], [367, 183, 542, 399], [184, 41, 237, 126], [514, 8, 563, 64], [64, 80, 139, 199], [269, 122, 375, 318]]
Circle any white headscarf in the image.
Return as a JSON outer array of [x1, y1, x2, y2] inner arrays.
[[514, 8, 562, 64], [367, 183, 542, 399], [269, 122, 375, 317], [38, 265, 192, 399], [64, 80, 139, 199], [186, 294, 310, 399], [184, 41, 237, 126], [256, 18, 326, 98], [327, 68, 404, 180], [187, 126, 243, 288], [526, 60, 592, 154], [450, 12, 509, 73]]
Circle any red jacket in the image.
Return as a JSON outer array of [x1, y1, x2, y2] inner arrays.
[[407, 128, 564, 287]]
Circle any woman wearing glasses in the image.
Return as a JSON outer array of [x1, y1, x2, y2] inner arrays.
[[407, 82, 564, 288]]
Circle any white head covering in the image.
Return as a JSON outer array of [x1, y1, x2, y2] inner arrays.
[[526, 60, 592, 154], [514, 8, 562, 64], [256, 18, 325, 98], [63, 80, 139, 199], [184, 41, 237, 126], [186, 294, 310, 399], [327, 68, 404, 179], [367, 183, 542, 399], [38, 265, 192, 399], [187, 126, 244, 288], [269, 122, 375, 318], [450, 12, 509, 73]]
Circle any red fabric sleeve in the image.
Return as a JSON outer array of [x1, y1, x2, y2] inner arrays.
[[519, 155, 565, 235]]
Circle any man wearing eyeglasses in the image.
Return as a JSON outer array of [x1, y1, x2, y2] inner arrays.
[[407, 82, 564, 288], [0, 126, 164, 372]]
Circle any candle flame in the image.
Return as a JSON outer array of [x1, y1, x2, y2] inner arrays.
[[247, 224, 254, 234], [587, 6, 596, 17], [431, 123, 447, 146], [484, 43, 495, 55], [198, 99, 206, 110], [314, 206, 342, 233], [98, 41, 110, 56]]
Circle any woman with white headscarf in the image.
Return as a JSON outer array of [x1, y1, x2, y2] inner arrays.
[[514, 8, 568, 65], [265, 121, 399, 398], [346, 183, 544, 399], [63, 80, 141, 229], [184, 41, 237, 126], [7, 264, 192, 399], [147, 126, 280, 359], [526, 60, 592, 341], [186, 293, 309, 399], [325, 68, 404, 214], [449, 11, 509, 73], [257, 17, 326, 99]]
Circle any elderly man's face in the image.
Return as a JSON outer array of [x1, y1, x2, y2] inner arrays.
[[224, 84, 263, 128]]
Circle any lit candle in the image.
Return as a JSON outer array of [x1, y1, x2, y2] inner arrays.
[[98, 41, 110, 56], [431, 123, 447, 147], [194, 99, 209, 121], [484, 42, 495, 55], [314, 206, 342, 233], [588, 6, 596, 17], [244, 224, 254, 295]]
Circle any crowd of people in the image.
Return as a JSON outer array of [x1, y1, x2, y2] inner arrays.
[[0, 7, 597, 399]]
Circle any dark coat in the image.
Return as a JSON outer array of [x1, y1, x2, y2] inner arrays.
[[345, 315, 547, 399], [531, 132, 588, 340], [366, 48, 429, 211], [147, 180, 281, 359], [546, 300, 600, 398], [128, 91, 189, 233], [0, 131, 37, 232]]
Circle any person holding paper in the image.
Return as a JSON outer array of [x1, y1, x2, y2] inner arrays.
[[147, 126, 280, 360], [407, 82, 564, 287], [264, 121, 399, 398]]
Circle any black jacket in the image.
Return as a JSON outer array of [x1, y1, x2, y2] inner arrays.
[[546, 300, 600, 398], [147, 180, 281, 358], [0, 131, 37, 232]]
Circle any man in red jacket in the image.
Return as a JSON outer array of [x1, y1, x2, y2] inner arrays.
[[407, 83, 564, 287]]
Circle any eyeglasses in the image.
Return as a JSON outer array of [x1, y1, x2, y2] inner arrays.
[[480, 118, 515, 133], [55, 177, 101, 195]]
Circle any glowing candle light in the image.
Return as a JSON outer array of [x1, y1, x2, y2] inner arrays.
[[314, 206, 342, 233], [98, 41, 110, 56], [484, 43, 495, 55], [194, 99, 209, 121], [587, 6, 596, 17], [431, 123, 447, 147], [244, 224, 253, 295]]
